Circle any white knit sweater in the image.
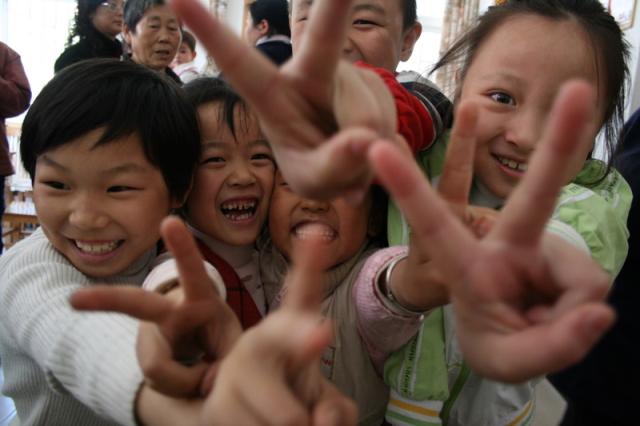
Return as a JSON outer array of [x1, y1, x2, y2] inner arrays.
[[0, 228, 153, 425]]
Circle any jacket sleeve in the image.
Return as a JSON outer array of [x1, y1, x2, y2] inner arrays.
[[354, 61, 436, 154], [549, 165, 633, 279], [352, 246, 423, 373], [0, 43, 31, 118]]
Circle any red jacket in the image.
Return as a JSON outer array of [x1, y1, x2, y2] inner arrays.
[[0, 42, 31, 177]]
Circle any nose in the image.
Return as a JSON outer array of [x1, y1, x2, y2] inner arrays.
[[299, 198, 330, 213], [228, 161, 256, 187], [505, 107, 545, 153], [68, 194, 109, 230]]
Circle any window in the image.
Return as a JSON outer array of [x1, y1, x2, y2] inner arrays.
[[1, 0, 77, 122], [397, 1, 447, 76]]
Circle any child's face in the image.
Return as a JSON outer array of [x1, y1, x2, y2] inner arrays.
[[174, 42, 196, 65], [290, 0, 420, 72], [123, 5, 182, 71], [459, 15, 607, 199], [269, 171, 371, 271], [33, 129, 177, 277], [186, 103, 275, 246]]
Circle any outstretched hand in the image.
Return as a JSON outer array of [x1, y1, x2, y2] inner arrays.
[[71, 216, 242, 397], [370, 80, 615, 383], [171, 0, 396, 200], [202, 235, 358, 425]]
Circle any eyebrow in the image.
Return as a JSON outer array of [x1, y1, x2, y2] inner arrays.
[[480, 72, 525, 86], [202, 139, 271, 149], [38, 154, 148, 175], [353, 2, 386, 15]]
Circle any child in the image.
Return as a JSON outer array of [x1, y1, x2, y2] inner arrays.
[[290, 0, 453, 156], [144, 77, 275, 329], [171, 30, 200, 84], [258, 170, 450, 425], [384, 1, 632, 424], [0, 59, 204, 425]]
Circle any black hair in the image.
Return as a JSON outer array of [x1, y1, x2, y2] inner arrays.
[[21, 59, 200, 202], [183, 77, 255, 142], [402, 0, 418, 31], [432, 0, 630, 176], [66, 0, 105, 46], [249, 0, 291, 37], [181, 30, 196, 52], [124, 0, 166, 33]]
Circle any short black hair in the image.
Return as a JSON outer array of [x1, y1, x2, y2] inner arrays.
[[181, 30, 196, 52], [124, 0, 167, 33], [402, 0, 417, 31], [184, 77, 254, 142], [21, 59, 200, 202], [249, 0, 291, 37]]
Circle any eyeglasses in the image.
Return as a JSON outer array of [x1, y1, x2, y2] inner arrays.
[[99, 1, 124, 11]]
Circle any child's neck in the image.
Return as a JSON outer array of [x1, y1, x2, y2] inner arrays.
[[188, 225, 255, 268], [470, 179, 506, 210]]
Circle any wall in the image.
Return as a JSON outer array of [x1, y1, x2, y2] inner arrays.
[[625, 4, 640, 115]]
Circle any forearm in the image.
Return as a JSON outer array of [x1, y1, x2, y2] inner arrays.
[[389, 257, 450, 312], [136, 384, 203, 426]]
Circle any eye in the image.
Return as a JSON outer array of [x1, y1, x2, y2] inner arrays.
[[202, 156, 225, 166], [107, 185, 137, 193], [251, 153, 274, 163], [489, 92, 515, 106], [43, 181, 68, 190], [353, 19, 377, 27]]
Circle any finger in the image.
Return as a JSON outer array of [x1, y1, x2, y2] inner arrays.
[[493, 80, 596, 245], [466, 303, 615, 383], [276, 126, 377, 203], [282, 234, 328, 311], [368, 141, 478, 279], [313, 381, 359, 426], [70, 286, 173, 322], [294, 0, 355, 82], [170, 0, 278, 106], [438, 101, 478, 217], [160, 216, 216, 301]]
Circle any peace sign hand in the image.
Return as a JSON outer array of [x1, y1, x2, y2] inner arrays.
[[370, 80, 615, 382], [202, 235, 358, 425], [171, 0, 397, 200], [71, 216, 242, 397]]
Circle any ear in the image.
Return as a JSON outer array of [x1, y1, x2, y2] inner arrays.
[[399, 22, 422, 62], [258, 19, 270, 37], [122, 24, 133, 46]]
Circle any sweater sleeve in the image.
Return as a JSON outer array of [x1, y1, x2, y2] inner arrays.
[[352, 246, 423, 373], [354, 61, 436, 154], [0, 231, 144, 426], [142, 252, 227, 299], [0, 42, 31, 118]]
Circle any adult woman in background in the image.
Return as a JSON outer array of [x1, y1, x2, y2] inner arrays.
[[243, 0, 292, 66], [54, 0, 124, 73], [123, 0, 182, 84]]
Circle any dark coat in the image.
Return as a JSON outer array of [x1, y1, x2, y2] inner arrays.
[[54, 27, 122, 73]]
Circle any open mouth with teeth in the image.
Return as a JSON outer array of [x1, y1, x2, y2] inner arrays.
[[220, 198, 259, 222], [73, 240, 124, 255], [292, 222, 337, 242], [495, 155, 528, 173]]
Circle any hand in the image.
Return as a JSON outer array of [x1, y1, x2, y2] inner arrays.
[[369, 80, 615, 382], [171, 0, 396, 200], [71, 216, 242, 397], [202, 236, 358, 425]]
